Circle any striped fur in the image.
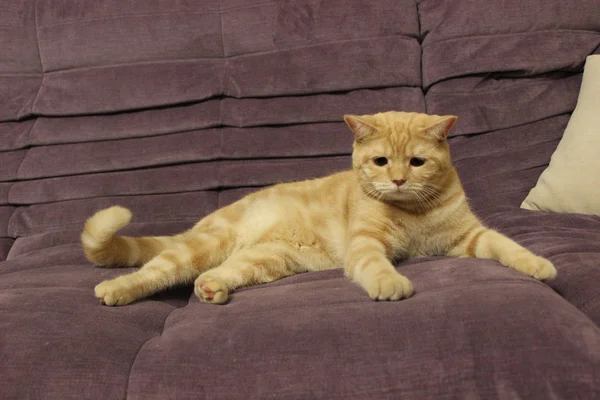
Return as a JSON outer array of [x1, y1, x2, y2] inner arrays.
[[82, 111, 556, 306]]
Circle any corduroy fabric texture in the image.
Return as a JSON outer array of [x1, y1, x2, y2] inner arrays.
[[1, 1, 599, 398]]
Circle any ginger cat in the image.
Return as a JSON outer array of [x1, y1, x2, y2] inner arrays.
[[82, 111, 557, 306]]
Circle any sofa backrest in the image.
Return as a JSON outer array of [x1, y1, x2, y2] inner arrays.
[[1, 0, 599, 261]]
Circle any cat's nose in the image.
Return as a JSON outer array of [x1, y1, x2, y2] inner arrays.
[[393, 179, 406, 187]]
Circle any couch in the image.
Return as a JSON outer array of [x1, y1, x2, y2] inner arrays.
[[2, 0, 600, 398]]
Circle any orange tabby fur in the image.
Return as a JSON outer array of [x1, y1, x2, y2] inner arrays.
[[82, 111, 557, 306]]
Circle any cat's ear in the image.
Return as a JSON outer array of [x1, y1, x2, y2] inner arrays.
[[344, 114, 377, 142], [422, 116, 457, 141]]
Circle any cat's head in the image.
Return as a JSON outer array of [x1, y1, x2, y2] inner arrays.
[[344, 111, 458, 203]]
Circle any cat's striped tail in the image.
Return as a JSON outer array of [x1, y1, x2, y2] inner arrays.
[[81, 206, 175, 267]]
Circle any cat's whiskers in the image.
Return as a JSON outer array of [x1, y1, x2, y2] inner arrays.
[[407, 184, 442, 212], [415, 191, 436, 212], [362, 183, 384, 201], [417, 183, 443, 199], [410, 191, 424, 209], [366, 181, 395, 202], [364, 189, 377, 200], [413, 191, 432, 212], [421, 190, 442, 211], [419, 187, 441, 203]]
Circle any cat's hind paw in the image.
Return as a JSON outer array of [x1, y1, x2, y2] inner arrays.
[[512, 255, 557, 281], [195, 274, 229, 304], [95, 277, 137, 306]]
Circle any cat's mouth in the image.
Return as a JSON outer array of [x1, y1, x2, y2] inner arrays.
[[370, 182, 438, 204], [369, 183, 412, 200]]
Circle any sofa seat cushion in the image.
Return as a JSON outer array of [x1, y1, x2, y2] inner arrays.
[[2, 236, 598, 399]]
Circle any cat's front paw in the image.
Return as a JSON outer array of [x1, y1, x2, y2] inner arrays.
[[361, 271, 414, 301], [194, 274, 229, 304], [512, 254, 557, 281], [95, 277, 137, 306]]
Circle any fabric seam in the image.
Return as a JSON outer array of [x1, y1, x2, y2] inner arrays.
[[40, 34, 417, 75], [422, 28, 600, 48], [124, 307, 182, 400]]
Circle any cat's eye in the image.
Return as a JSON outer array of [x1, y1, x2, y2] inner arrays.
[[410, 157, 426, 167], [373, 157, 388, 166]]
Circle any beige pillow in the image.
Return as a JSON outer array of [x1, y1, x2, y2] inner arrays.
[[521, 55, 600, 215]]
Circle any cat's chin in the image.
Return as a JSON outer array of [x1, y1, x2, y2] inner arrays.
[[377, 190, 414, 202]]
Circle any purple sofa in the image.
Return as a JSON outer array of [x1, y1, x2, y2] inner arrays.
[[2, 1, 600, 398]]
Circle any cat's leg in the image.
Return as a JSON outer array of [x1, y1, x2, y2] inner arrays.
[[194, 242, 329, 304], [344, 232, 413, 301], [448, 226, 557, 280], [95, 233, 231, 306]]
